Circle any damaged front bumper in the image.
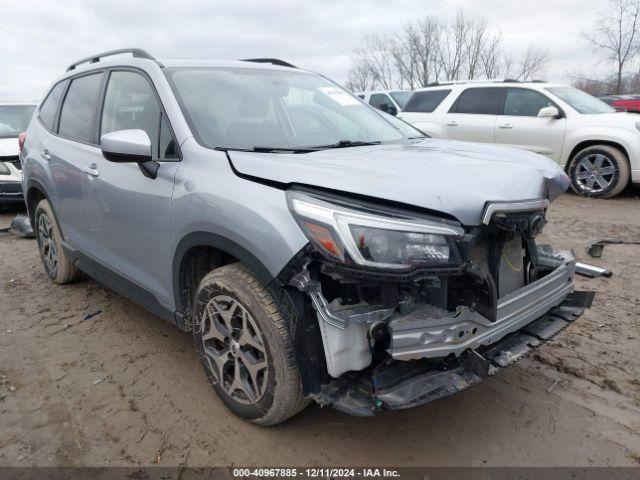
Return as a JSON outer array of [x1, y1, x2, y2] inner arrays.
[[390, 250, 576, 360], [290, 246, 592, 416], [314, 303, 586, 417]]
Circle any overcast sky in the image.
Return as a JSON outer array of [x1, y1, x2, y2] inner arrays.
[[0, 0, 614, 102]]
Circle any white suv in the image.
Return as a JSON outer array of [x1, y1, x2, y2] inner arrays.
[[399, 81, 640, 198]]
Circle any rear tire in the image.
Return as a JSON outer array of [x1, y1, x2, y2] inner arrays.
[[568, 145, 630, 198], [35, 199, 81, 284], [192, 263, 307, 426]]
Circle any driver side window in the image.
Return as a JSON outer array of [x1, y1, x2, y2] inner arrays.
[[504, 88, 554, 117], [101, 71, 177, 160]]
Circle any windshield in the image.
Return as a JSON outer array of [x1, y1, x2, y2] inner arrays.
[[546, 87, 615, 114], [0, 105, 35, 138], [389, 91, 411, 109], [165, 67, 406, 151]]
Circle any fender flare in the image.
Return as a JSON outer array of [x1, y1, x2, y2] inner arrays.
[[25, 178, 51, 223], [171, 231, 275, 315]]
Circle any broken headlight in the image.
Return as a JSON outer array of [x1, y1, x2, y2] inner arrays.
[[287, 190, 464, 270]]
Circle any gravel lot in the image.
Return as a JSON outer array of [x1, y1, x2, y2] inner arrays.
[[0, 191, 639, 467]]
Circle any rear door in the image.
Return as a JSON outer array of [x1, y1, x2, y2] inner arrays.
[[87, 69, 180, 313], [444, 87, 505, 143], [494, 88, 566, 161], [45, 72, 104, 268]]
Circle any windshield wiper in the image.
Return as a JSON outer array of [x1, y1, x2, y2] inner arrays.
[[215, 146, 317, 153], [310, 139, 382, 149]]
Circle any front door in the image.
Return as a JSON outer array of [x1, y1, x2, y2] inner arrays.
[[86, 69, 180, 314], [494, 88, 567, 161]]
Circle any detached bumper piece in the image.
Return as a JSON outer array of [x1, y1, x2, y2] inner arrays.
[[312, 303, 587, 417]]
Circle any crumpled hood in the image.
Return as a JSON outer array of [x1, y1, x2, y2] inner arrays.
[[228, 138, 569, 226], [0, 137, 19, 157]]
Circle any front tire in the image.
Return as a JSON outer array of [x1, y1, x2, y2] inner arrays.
[[568, 145, 630, 198], [35, 199, 81, 284], [192, 263, 307, 425]]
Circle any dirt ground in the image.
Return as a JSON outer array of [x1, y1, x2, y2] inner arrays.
[[0, 190, 639, 467]]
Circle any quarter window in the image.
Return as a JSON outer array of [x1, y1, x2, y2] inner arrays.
[[39, 81, 68, 131], [450, 88, 505, 115], [403, 90, 451, 113], [504, 89, 554, 116], [101, 71, 176, 160], [59, 73, 103, 143]]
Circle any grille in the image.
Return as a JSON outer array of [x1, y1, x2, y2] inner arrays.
[[0, 155, 21, 170]]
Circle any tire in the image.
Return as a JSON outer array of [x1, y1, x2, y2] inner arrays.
[[568, 145, 630, 198], [192, 263, 307, 426], [35, 199, 81, 284]]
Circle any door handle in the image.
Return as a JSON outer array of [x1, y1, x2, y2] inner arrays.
[[498, 123, 513, 129], [446, 121, 458, 126], [40, 149, 51, 161], [83, 164, 100, 177]]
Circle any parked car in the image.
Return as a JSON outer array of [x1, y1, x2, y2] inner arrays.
[[597, 94, 640, 112], [399, 80, 640, 198], [356, 90, 411, 116], [22, 49, 588, 425], [0, 103, 36, 208]]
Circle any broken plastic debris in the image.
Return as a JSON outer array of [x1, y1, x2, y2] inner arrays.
[[83, 310, 102, 321]]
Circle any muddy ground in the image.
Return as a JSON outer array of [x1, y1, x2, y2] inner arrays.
[[0, 191, 639, 467]]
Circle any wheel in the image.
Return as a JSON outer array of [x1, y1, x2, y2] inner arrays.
[[192, 263, 307, 425], [35, 199, 81, 283], [568, 145, 630, 198]]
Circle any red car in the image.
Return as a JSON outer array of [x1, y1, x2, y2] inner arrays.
[[598, 94, 640, 112]]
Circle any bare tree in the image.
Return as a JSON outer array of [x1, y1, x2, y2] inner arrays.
[[345, 61, 377, 92], [344, 10, 551, 91], [465, 17, 490, 79], [437, 11, 470, 80], [584, 0, 640, 94], [514, 45, 549, 80]]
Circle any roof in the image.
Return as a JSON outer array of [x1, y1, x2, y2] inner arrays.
[[413, 80, 567, 92]]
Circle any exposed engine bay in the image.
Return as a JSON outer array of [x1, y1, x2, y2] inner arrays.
[[278, 191, 593, 416]]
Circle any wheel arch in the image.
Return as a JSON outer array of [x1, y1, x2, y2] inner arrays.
[[565, 140, 630, 173], [25, 179, 50, 225], [172, 231, 275, 330]]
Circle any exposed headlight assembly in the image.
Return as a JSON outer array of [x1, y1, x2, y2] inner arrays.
[[287, 190, 464, 270]]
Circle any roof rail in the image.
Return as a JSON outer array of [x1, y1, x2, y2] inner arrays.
[[503, 78, 520, 83], [241, 58, 297, 68], [530, 79, 547, 83], [67, 48, 158, 72]]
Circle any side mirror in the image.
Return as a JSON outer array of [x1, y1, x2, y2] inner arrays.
[[538, 106, 561, 118], [100, 129, 152, 163]]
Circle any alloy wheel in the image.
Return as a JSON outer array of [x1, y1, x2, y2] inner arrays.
[[37, 213, 58, 278], [574, 153, 617, 194], [200, 294, 269, 405]]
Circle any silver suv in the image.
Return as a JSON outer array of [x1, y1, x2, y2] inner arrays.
[[22, 49, 590, 425]]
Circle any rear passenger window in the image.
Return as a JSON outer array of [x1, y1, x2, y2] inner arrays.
[[101, 71, 177, 160], [450, 88, 505, 115], [403, 90, 451, 113], [59, 73, 103, 143], [39, 81, 68, 131]]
